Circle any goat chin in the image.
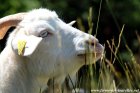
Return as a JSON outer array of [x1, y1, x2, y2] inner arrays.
[[0, 8, 104, 93]]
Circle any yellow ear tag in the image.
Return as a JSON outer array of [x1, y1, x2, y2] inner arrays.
[[17, 40, 27, 55]]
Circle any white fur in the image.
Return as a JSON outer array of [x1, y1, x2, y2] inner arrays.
[[0, 8, 104, 93]]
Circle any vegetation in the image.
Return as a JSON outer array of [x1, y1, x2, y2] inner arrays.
[[71, 6, 140, 92]]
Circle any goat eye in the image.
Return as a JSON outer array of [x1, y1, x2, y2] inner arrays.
[[39, 30, 48, 38]]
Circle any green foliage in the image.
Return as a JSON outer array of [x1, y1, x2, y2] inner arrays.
[[0, 0, 40, 17], [74, 5, 140, 92], [76, 25, 140, 93], [106, 0, 140, 27]]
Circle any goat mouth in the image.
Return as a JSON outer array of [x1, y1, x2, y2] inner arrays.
[[77, 52, 103, 58]]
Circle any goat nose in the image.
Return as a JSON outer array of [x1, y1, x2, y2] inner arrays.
[[85, 38, 104, 53], [85, 38, 99, 46]]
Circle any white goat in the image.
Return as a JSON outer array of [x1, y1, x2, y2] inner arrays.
[[0, 8, 104, 93]]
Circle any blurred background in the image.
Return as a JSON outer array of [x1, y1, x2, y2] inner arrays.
[[0, 0, 140, 90]]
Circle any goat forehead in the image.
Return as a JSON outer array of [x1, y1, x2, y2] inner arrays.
[[21, 8, 87, 37], [24, 8, 58, 21]]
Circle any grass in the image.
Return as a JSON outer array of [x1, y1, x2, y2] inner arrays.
[[72, 6, 140, 93]]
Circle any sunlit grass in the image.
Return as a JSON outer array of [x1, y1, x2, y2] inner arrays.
[[73, 6, 140, 93]]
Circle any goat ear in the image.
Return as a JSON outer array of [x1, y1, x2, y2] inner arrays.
[[68, 20, 76, 26], [0, 13, 26, 39], [12, 35, 42, 56]]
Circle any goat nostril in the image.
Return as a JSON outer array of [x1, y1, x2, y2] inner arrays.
[[90, 42, 95, 46], [85, 40, 97, 46]]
